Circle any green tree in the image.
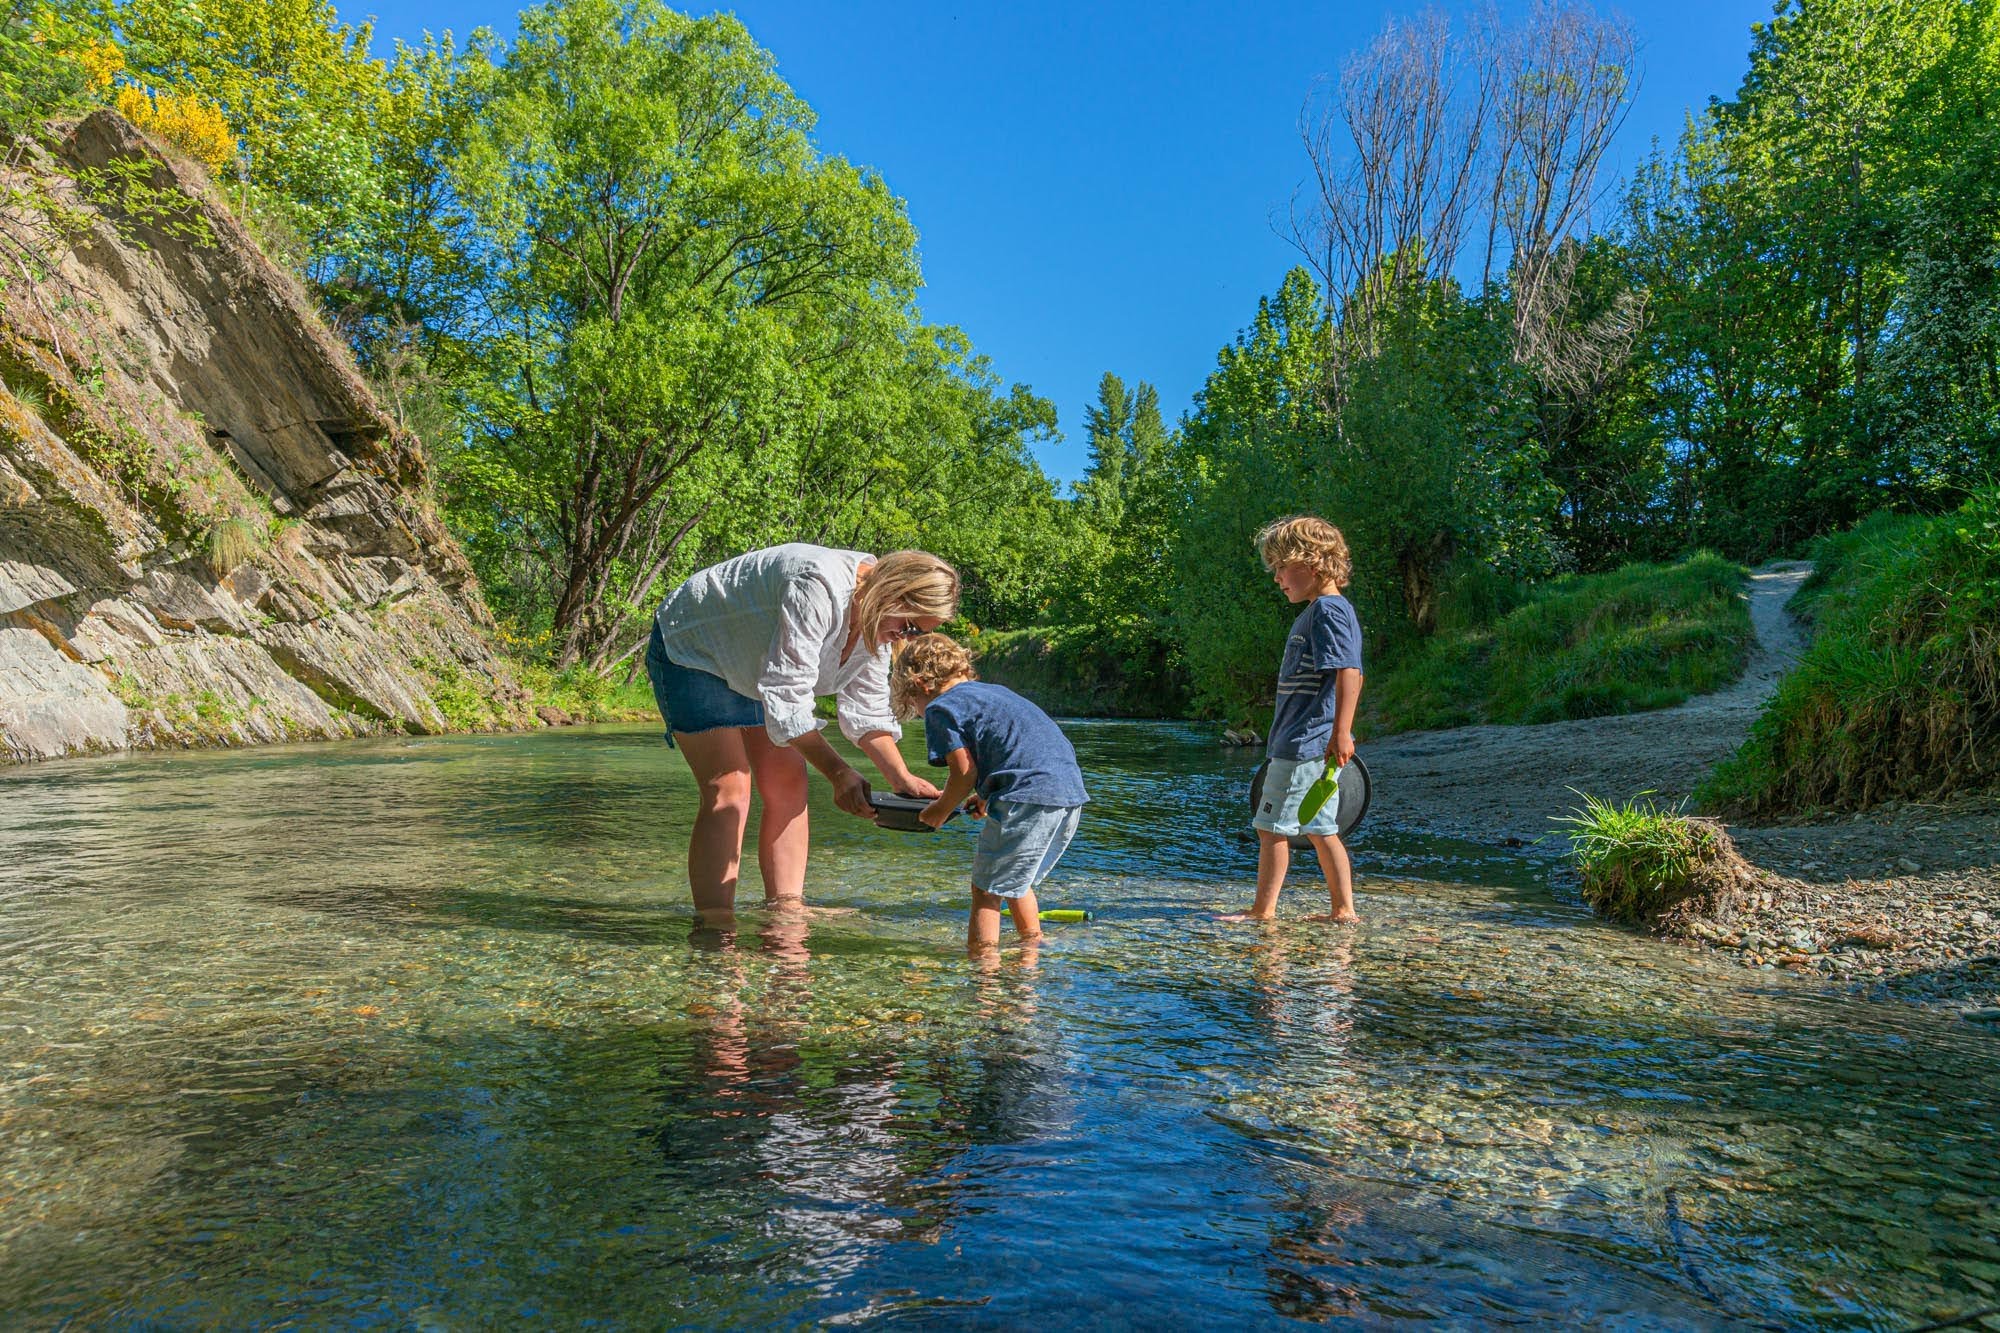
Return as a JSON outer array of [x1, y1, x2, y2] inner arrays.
[[1077, 371, 1131, 524]]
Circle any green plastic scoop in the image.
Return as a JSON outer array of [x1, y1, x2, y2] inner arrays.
[[1297, 767, 1340, 823]]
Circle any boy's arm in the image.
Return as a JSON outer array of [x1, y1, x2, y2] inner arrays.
[[922, 748, 979, 828], [1327, 667, 1363, 768]]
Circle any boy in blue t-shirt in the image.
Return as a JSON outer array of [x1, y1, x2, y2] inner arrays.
[[1226, 514, 1365, 923], [890, 634, 1089, 951]]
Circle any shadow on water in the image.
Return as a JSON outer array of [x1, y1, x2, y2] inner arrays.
[[0, 723, 1996, 1327]]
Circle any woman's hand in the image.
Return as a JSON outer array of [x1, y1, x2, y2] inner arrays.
[[852, 731, 940, 800], [831, 767, 875, 819]]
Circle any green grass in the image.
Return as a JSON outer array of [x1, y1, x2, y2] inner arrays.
[[1368, 551, 1753, 734], [203, 516, 263, 575], [1700, 489, 2000, 816], [1556, 791, 1747, 926], [514, 660, 655, 723]]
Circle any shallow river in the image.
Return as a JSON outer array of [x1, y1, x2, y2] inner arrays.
[[1, 722, 1995, 1328]]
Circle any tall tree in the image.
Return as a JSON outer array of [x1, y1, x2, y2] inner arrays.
[[1078, 370, 1132, 524], [458, 0, 921, 667]]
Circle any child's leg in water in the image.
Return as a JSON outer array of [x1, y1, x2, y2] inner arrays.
[[1222, 830, 1290, 920], [1007, 888, 1041, 940], [969, 886, 1042, 950], [1307, 832, 1358, 922]]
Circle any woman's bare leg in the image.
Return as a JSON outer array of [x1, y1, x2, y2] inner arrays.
[[676, 726, 754, 923], [745, 727, 811, 907]]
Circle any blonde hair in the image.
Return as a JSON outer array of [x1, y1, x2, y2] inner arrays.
[[890, 633, 976, 720], [854, 550, 960, 646], [1255, 515, 1352, 590]]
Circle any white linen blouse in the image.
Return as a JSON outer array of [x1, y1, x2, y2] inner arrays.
[[652, 543, 900, 748]]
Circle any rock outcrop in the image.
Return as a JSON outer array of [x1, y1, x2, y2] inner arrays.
[[0, 111, 527, 763]]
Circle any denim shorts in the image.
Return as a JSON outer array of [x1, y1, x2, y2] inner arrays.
[[645, 622, 764, 746], [971, 799, 1083, 899], [1252, 755, 1345, 838]]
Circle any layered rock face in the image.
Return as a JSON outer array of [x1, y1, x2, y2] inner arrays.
[[0, 112, 523, 764]]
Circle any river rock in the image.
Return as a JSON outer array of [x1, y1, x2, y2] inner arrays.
[[0, 111, 527, 764]]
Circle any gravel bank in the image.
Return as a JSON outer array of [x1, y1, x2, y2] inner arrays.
[[1358, 561, 2000, 1015]]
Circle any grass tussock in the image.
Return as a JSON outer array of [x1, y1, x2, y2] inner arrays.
[[1700, 490, 2000, 817], [203, 516, 263, 576], [1558, 792, 1757, 928], [1369, 551, 1752, 734]]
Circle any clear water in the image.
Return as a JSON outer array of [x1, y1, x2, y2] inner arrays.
[[1, 722, 1995, 1329]]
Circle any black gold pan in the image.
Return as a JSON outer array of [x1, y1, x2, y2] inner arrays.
[[867, 791, 955, 832]]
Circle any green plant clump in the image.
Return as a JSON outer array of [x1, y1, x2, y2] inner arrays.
[[1701, 489, 2000, 816], [1557, 792, 1752, 927], [1368, 552, 1752, 734], [970, 623, 1187, 719], [416, 656, 496, 732], [517, 660, 653, 723], [204, 516, 263, 575]]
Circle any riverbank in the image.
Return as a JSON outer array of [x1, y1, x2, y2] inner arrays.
[[1356, 561, 2000, 1014]]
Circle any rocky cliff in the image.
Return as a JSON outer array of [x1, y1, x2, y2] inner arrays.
[[0, 111, 527, 764]]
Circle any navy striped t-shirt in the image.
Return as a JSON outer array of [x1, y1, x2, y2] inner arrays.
[[1266, 594, 1364, 760]]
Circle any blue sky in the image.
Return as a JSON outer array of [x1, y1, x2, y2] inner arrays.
[[354, 1, 1768, 486]]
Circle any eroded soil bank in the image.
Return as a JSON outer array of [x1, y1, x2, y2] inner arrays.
[[1360, 561, 2000, 1012]]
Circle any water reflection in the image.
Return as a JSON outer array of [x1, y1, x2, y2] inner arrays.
[[0, 725, 1995, 1327]]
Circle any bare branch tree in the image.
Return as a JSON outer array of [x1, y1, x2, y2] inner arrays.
[[1291, 0, 1639, 388], [1293, 8, 1495, 373], [1486, 1, 1639, 381]]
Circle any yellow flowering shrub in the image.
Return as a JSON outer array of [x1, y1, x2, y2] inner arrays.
[[74, 39, 123, 91], [112, 84, 150, 124], [112, 86, 238, 174]]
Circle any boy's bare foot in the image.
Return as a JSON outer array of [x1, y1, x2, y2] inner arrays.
[[1306, 911, 1361, 924], [1217, 911, 1276, 923]]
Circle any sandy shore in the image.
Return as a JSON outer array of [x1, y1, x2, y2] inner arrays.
[[1359, 561, 2000, 1015]]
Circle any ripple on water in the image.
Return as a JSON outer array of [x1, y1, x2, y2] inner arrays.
[[0, 723, 1994, 1327]]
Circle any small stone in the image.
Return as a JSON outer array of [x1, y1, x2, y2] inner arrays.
[[1896, 857, 1922, 875]]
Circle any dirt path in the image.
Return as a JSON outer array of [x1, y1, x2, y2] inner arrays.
[[1364, 560, 1813, 844], [1362, 560, 2000, 1013]]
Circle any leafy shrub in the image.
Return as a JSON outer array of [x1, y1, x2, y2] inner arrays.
[[971, 622, 1188, 718], [114, 86, 238, 173]]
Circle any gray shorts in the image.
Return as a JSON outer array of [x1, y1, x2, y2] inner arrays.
[[1252, 755, 1345, 838], [971, 799, 1082, 899]]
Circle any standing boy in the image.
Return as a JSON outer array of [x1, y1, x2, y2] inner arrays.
[[1227, 515, 1364, 923], [889, 634, 1089, 952]]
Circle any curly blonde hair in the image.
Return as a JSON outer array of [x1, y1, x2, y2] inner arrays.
[[890, 633, 977, 720], [854, 550, 960, 647], [1255, 515, 1352, 590]]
